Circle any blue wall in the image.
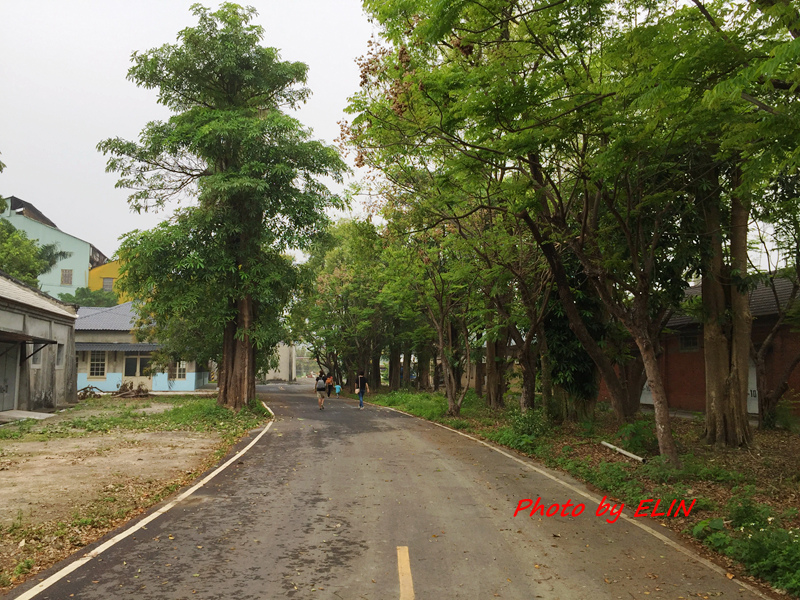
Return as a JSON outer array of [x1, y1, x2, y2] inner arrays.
[[152, 371, 208, 391], [77, 372, 123, 392], [78, 371, 208, 392]]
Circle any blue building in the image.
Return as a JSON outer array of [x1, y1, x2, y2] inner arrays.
[[75, 302, 210, 392]]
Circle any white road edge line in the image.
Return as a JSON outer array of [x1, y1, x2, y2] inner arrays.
[[376, 403, 771, 600], [14, 406, 276, 600], [397, 545, 415, 600]]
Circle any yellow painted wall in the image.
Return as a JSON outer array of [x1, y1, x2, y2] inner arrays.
[[88, 260, 130, 301]]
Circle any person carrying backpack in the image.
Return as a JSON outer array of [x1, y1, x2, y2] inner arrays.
[[356, 370, 369, 410], [315, 371, 327, 410]]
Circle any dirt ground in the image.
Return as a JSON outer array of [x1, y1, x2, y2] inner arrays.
[[0, 404, 222, 591], [0, 430, 219, 528]]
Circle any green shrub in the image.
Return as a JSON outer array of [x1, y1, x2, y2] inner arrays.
[[727, 486, 773, 529], [726, 528, 800, 595], [13, 559, 33, 576], [774, 395, 800, 433], [692, 517, 726, 540], [615, 419, 659, 456], [0, 419, 34, 440], [442, 418, 470, 430], [508, 407, 548, 438], [484, 427, 537, 454]]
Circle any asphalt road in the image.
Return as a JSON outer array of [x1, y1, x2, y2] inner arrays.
[[9, 382, 771, 599]]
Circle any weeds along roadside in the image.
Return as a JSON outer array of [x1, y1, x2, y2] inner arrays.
[[0, 394, 271, 591], [368, 388, 800, 599]]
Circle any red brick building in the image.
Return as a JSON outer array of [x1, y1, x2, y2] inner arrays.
[[603, 279, 800, 415]]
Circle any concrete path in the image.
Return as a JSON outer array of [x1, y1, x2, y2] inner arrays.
[[7, 382, 771, 599]]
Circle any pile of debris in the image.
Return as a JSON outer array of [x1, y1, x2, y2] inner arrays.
[[77, 386, 103, 400], [113, 381, 151, 398]]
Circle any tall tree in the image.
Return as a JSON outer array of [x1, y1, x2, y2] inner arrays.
[[100, 4, 345, 409]]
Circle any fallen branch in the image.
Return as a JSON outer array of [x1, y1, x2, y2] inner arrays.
[[601, 441, 646, 463]]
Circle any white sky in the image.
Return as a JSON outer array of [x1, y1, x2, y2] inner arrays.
[[0, 0, 375, 258]]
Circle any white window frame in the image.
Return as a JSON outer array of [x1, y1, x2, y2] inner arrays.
[[168, 361, 187, 380], [89, 351, 106, 378]]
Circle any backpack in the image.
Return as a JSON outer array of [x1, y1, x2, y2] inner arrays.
[[316, 377, 326, 391]]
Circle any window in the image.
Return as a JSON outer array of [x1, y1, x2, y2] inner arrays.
[[89, 351, 106, 377], [61, 269, 73, 285], [30, 343, 44, 366], [168, 361, 187, 380], [679, 334, 699, 352], [56, 343, 65, 368], [102, 277, 114, 292], [124, 352, 151, 377]]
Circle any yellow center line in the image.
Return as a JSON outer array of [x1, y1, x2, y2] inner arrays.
[[397, 545, 415, 600]]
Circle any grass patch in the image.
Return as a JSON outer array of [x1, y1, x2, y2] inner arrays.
[[5, 395, 269, 453]]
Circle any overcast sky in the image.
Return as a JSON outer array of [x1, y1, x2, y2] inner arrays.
[[0, 0, 375, 258]]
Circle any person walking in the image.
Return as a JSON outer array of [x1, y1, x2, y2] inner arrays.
[[326, 373, 334, 398], [315, 371, 327, 410], [356, 370, 369, 410]]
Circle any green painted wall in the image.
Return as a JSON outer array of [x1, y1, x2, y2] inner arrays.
[[1, 207, 93, 297]]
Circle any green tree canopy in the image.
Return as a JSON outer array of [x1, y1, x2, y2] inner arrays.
[[58, 287, 119, 307], [100, 4, 346, 409], [0, 219, 47, 287]]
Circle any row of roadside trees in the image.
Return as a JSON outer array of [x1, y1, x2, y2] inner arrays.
[[292, 0, 800, 468]]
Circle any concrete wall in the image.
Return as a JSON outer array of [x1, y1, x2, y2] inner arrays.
[[261, 343, 296, 381], [0, 301, 77, 410], [2, 208, 94, 297]]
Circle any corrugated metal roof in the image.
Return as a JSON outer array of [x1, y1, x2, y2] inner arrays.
[[0, 270, 77, 320], [76, 302, 136, 331], [75, 343, 159, 351]]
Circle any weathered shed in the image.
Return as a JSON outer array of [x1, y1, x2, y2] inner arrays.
[[0, 270, 77, 412]]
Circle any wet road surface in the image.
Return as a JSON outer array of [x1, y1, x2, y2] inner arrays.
[[8, 382, 770, 599]]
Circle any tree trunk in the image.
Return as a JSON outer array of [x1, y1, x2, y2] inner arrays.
[[485, 329, 507, 409], [218, 295, 256, 411], [370, 353, 381, 390], [518, 342, 537, 413], [402, 350, 412, 388], [758, 349, 800, 427], [524, 222, 637, 422], [622, 353, 645, 417], [417, 346, 431, 390], [389, 345, 401, 391], [634, 332, 681, 467], [433, 354, 441, 392], [702, 187, 753, 446], [539, 327, 556, 421], [474, 361, 484, 398]]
